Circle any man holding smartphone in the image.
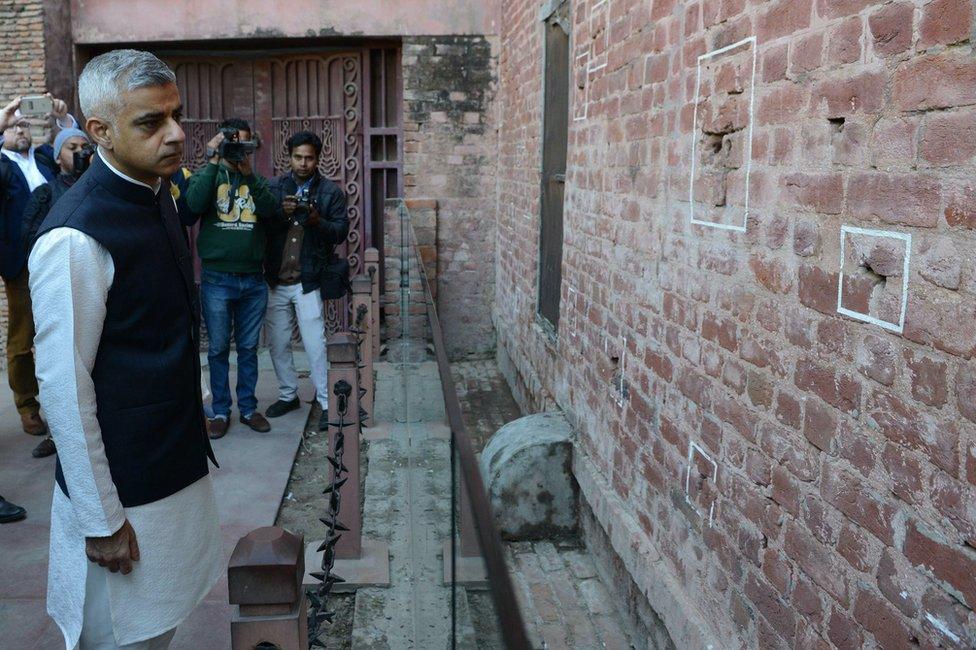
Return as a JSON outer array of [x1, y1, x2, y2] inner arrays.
[[264, 131, 349, 431], [0, 94, 75, 446]]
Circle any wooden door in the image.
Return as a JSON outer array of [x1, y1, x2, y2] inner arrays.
[[169, 57, 257, 170]]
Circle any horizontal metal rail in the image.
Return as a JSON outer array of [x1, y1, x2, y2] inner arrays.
[[400, 201, 531, 649]]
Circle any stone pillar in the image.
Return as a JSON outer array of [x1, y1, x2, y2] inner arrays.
[[351, 275, 374, 429], [228, 527, 308, 650], [303, 335, 390, 592], [363, 247, 380, 360], [325, 332, 362, 559]]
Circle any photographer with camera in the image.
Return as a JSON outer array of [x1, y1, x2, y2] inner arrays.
[[17, 128, 94, 460], [0, 94, 76, 456], [184, 117, 277, 439], [263, 131, 349, 431]]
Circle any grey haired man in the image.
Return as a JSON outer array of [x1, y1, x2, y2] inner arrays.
[[30, 49, 221, 649]]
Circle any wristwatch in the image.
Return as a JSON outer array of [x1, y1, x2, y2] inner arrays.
[[206, 146, 218, 159]]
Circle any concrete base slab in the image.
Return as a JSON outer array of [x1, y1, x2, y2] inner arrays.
[[427, 421, 451, 439], [442, 539, 488, 588], [303, 538, 391, 592], [362, 422, 391, 440], [350, 362, 478, 647]]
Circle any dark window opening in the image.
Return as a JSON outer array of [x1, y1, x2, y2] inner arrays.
[[538, 6, 570, 331]]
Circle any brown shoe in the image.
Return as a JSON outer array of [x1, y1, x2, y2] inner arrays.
[[21, 412, 48, 436], [240, 412, 271, 433], [32, 436, 56, 458], [207, 417, 229, 440]]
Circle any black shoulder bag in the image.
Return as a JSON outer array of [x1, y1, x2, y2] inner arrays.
[[320, 254, 351, 300]]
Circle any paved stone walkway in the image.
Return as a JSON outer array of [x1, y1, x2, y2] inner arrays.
[[0, 350, 308, 649], [351, 359, 475, 648]]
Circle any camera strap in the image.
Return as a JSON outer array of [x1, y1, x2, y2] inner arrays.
[[292, 173, 313, 196], [220, 166, 241, 207]]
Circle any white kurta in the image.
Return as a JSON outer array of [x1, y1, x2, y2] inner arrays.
[[30, 160, 222, 649]]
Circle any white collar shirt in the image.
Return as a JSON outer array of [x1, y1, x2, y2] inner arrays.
[[1, 147, 49, 191], [96, 147, 162, 195]]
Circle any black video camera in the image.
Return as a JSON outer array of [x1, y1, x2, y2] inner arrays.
[[217, 126, 258, 163], [72, 144, 95, 176]]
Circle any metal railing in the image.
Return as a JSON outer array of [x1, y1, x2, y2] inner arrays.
[[397, 200, 532, 649], [227, 200, 529, 648]]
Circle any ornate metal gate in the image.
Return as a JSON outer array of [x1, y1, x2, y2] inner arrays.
[[267, 53, 364, 331], [166, 50, 368, 332]]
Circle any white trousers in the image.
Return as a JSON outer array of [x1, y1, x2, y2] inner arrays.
[[76, 566, 176, 649], [266, 283, 329, 409]]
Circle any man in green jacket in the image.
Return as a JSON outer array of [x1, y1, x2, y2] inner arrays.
[[184, 118, 276, 439]]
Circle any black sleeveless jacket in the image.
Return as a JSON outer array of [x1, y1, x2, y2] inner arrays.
[[35, 154, 216, 507]]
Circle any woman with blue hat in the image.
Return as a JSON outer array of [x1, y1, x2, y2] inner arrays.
[[20, 126, 93, 459]]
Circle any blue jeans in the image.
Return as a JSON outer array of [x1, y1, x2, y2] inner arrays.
[[201, 269, 268, 419]]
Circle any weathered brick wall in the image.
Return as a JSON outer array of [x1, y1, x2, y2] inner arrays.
[[496, 0, 976, 647], [0, 0, 45, 98], [402, 36, 499, 360], [382, 198, 435, 344], [0, 0, 47, 371]]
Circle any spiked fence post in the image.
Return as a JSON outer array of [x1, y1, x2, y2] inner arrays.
[[326, 332, 361, 559], [351, 275, 374, 429], [364, 247, 380, 359]]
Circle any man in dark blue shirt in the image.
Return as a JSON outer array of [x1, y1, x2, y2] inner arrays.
[[0, 93, 74, 522], [0, 95, 74, 440]]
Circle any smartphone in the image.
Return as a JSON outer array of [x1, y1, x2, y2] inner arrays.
[[20, 95, 53, 117]]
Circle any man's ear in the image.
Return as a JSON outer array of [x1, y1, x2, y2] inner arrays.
[[86, 117, 113, 150]]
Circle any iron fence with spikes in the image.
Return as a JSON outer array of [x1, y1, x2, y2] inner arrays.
[[307, 377, 352, 645]]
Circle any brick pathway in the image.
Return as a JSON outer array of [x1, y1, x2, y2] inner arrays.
[[506, 540, 635, 649]]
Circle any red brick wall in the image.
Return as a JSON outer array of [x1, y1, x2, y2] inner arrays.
[[496, 0, 976, 646], [0, 1, 46, 98], [403, 36, 499, 360], [0, 0, 47, 371]]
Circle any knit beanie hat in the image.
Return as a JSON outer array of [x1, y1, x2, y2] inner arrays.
[[53, 128, 89, 158]]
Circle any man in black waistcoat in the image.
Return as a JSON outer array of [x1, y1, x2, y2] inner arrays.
[[29, 49, 222, 649]]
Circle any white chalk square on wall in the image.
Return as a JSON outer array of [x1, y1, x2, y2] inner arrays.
[[601, 334, 629, 408], [573, 50, 590, 121], [689, 36, 758, 232], [566, 285, 581, 344], [837, 225, 912, 334], [587, 0, 610, 74], [684, 440, 718, 527], [612, 335, 628, 408]]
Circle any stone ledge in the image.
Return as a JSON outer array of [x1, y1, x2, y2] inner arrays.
[[302, 538, 391, 593], [573, 447, 723, 649]]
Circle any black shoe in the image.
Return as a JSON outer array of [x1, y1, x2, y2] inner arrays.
[[266, 398, 301, 418], [0, 496, 26, 523], [318, 408, 330, 432], [32, 437, 56, 458]]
